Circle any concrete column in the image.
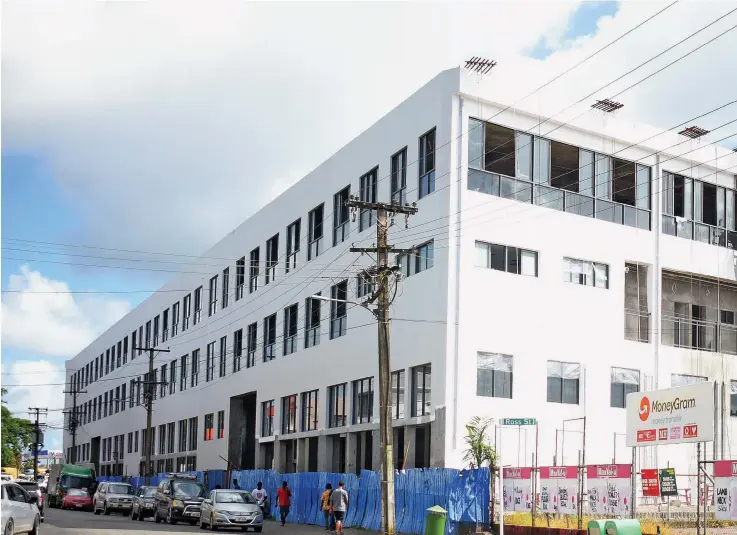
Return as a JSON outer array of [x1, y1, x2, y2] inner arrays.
[[345, 432, 358, 474], [296, 438, 307, 473], [273, 436, 284, 473], [317, 434, 330, 472], [431, 407, 446, 467], [404, 426, 417, 469]]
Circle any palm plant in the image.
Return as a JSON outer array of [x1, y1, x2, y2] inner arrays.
[[462, 416, 498, 471]]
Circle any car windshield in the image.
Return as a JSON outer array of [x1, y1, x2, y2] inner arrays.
[[141, 487, 157, 497], [61, 475, 94, 490], [108, 484, 134, 495], [216, 491, 256, 504], [17, 482, 39, 492], [173, 481, 205, 497], [68, 489, 88, 497]]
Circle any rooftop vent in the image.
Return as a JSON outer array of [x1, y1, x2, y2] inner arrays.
[[678, 126, 710, 139], [464, 57, 497, 75], [591, 99, 624, 113]]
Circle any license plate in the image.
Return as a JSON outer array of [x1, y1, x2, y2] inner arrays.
[[76, 504, 83, 508], [186, 512, 200, 517]]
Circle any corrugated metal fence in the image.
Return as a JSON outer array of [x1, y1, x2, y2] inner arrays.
[[96, 467, 489, 535]]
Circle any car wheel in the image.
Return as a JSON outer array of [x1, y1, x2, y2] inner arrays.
[[4, 519, 13, 535], [103, 501, 110, 515], [154, 508, 162, 523], [93, 501, 101, 515], [29, 516, 40, 535], [167, 506, 177, 525]]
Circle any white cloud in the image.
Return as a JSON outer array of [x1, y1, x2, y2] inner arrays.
[[1, 265, 130, 357], [2, 1, 736, 259]]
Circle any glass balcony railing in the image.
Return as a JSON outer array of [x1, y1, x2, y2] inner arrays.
[[661, 314, 737, 355]]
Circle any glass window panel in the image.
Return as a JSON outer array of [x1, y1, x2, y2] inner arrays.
[[728, 189, 735, 231], [506, 247, 519, 274], [579, 150, 594, 196], [516, 180, 533, 203], [515, 132, 532, 181], [534, 185, 564, 211], [595, 154, 611, 199], [468, 169, 499, 195], [718, 187, 726, 228], [474, 242, 489, 268], [596, 199, 616, 223], [663, 172, 674, 215], [489, 244, 505, 271], [694, 180, 703, 222], [485, 123, 515, 177], [500, 175, 516, 200], [550, 141, 579, 191], [624, 206, 637, 228], [533, 137, 550, 185], [468, 119, 483, 169], [520, 250, 537, 277], [636, 165, 650, 209]]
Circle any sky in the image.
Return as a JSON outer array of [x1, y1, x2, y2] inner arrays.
[[2, 0, 737, 452]]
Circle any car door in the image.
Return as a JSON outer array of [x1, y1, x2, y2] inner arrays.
[[7, 484, 32, 531], [1, 486, 10, 531]]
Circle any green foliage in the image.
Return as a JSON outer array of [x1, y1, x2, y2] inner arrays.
[[1, 388, 35, 469], [462, 416, 498, 471]]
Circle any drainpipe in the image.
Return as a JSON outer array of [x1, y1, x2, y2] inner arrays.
[[451, 95, 464, 450]]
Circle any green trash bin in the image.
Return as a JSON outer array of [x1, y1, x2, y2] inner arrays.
[[425, 505, 448, 535], [603, 519, 642, 535], [587, 519, 612, 535]]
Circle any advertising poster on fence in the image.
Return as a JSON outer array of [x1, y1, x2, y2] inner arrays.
[[641, 468, 659, 497], [587, 464, 632, 516], [714, 460, 737, 520], [539, 466, 577, 514], [503, 467, 532, 512]]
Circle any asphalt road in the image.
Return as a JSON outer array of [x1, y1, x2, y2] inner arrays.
[[42, 507, 325, 534]]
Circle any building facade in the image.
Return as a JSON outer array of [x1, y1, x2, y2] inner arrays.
[[64, 67, 737, 483]]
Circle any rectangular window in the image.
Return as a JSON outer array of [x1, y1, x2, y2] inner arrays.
[[308, 204, 324, 261], [135, 430, 139, 452], [178, 419, 188, 452], [264, 314, 277, 362], [357, 272, 375, 298], [516, 132, 533, 181], [595, 154, 612, 199], [476, 352, 513, 398], [411, 364, 432, 417], [563, 257, 609, 289], [468, 119, 483, 170], [333, 186, 351, 246], [145, 320, 151, 349], [193, 287, 202, 325], [236, 257, 246, 301], [359, 168, 378, 231], [391, 370, 405, 419], [330, 280, 348, 339], [301, 390, 319, 432], [286, 219, 301, 274], [180, 355, 188, 392], [265, 234, 278, 285], [328, 383, 347, 428], [484, 123, 515, 177], [217, 410, 225, 439], [671, 373, 707, 387], [162, 309, 169, 342], [159, 364, 166, 398], [547, 361, 580, 404], [305, 294, 321, 348], [159, 424, 166, 455], [153, 316, 160, 347], [206, 342, 215, 382], [247, 323, 257, 368], [204, 413, 214, 441], [115, 343, 120, 367], [167, 422, 175, 453], [128, 432, 133, 454], [172, 302, 180, 336], [391, 147, 408, 205], [233, 328, 243, 372], [610, 367, 640, 408], [105, 350, 110, 375], [281, 394, 297, 434], [209, 275, 218, 316], [138, 326, 143, 354], [249, 247, 260, 293], [219, 336, 227, 378], [115, 386, 120, 413], [475, 241, 538, 277], [261, 400, 274, 437], [191, 349, 199, 387], [169, 360, 177, 395], [284, 304, 298, 355], [612, 158, 637, 206], [419, 128, 436, 198], [188, 417, 198, 451], [352, 377, 374, 424], [222, 268, 230, 309]]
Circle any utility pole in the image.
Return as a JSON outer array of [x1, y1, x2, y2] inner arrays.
[[63, 384, 87, 464], [28, 407, 48, 480], [134, 346, 170, 485], [346, 196, 418, 535]]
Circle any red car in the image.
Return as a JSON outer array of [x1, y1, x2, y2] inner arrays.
[[62, 488, 93, 511]]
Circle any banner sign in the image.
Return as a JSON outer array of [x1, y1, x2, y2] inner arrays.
[[641, 468, 660, 497], [714, 460, 737, 520], [502, 467, 532, 512], [539, 466, 577, 514], [587, 464, 632, 516], [659, 468, 678, 497], [626, 382, 714, 446]]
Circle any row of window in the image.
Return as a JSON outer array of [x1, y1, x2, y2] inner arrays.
[[260, 364, 432, 437], [69, 129, 438, 396]]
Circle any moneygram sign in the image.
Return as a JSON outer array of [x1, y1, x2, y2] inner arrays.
[[626, 382, 714, 447]]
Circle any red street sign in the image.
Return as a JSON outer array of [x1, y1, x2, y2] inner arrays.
[[642, 468, 660, 497], [637, 429, 656, 442], [683, 424, 698, 438]]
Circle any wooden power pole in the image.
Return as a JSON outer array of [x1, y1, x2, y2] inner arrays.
[[345, 196, 417, 535], [28, 407, 48, 479], [63, 384, 87, 464], [134, 346, 170, 485]]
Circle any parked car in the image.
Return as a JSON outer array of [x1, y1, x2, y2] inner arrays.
[[62, 488, 93, 511], [199, 489, 264, 532], [13, 480, 44, 521], [93, 481, 134, 516], [130, 485, 157, 521], [154, 473, 206, 525], [1, 481, 41, 535]]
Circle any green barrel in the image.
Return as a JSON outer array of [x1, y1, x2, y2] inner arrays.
[[603, 519, 643, 535], [587, 519, 611, 535], [424, 505, 448, 535]]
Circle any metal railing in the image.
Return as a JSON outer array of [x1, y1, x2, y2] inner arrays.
[[661, 314, 737, 354], [625, 309, 650, 343]]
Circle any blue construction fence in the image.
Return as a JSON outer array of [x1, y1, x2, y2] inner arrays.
[[97, 467, 489, 535]]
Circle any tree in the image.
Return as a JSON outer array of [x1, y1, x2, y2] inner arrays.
[[1, 388, 35, 469], [462, 416, 498, 471]]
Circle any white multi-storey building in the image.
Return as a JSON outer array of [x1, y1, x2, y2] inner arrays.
[[64, 66, 737, 483]]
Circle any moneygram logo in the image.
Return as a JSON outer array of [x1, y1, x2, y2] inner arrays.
[[639, 397, 650, 421]]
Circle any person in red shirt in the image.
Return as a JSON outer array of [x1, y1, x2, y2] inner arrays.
[[276, 480, 292, 526]]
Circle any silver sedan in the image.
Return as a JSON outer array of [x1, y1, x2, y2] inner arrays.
[[199, 489, 264, 532]]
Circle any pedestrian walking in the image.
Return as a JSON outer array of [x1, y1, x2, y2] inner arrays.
[[330, 480, 349, 535], [320, 483, 333, 531], [277, 480, 292, 526]]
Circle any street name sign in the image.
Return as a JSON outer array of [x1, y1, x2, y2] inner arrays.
[[502, 418, 537, 426]]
